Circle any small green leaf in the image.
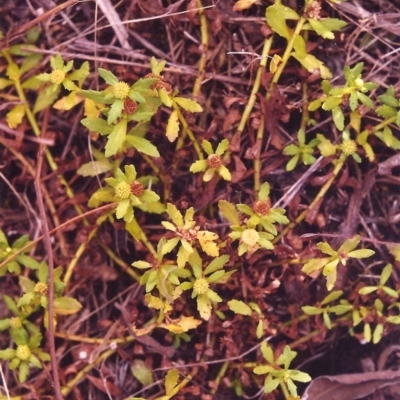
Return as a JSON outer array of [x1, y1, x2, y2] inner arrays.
[[332, 106, 344, 131], [105, 118, 128, 157], [261, 342, 275, 364], [131, 359, 154, 386], [125, 135, 160, 157], [53, 297, 82, 315], [81, 117, 113, 135], [98, 68, 118, 85], [165, 369, 179, 395], [228, 300, 252, 315], [166, 110, 180, 142], [174, 97, 203, 113], [77, 160, 112, 177], [218, 200, 241, 225], [265, 4, 299, 40]]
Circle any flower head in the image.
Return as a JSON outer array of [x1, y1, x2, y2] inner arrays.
[[103, 165, 160, 222], [179, 252, 232, 320], [190, 139, 231, 182], [236, 183, 289, 235]]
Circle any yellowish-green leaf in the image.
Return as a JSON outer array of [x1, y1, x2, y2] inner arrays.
[[131, 359, 154, 386], [174, 97, 203, 113], [6, 104, 26, 129], [166, 109, 179, 142], [163, 316, 202, 333], [218, 200, 241, 225], [266, 4, 299, 40], [165, 369, 179, 395], [232, 0, 258, 11], [145, 294, 165, 310], [291, 53, 332, 80], [105, 118, 128, 157], [53, 297, 82, 315], [159, 88, 172, 107], [228, 300, 252, 315]]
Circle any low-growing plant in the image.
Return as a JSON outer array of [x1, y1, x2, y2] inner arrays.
[[1, 0, 400, 398]]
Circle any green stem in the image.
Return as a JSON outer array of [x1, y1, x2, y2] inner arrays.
[[173, 102, 203, 160], [192, 0, 208, 98], [270, 16, 307, 89]]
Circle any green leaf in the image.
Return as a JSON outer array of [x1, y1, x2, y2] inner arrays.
[[174, 97, 203, 113], [321, 290, 343, 305], [161, 238, 180, 256], [79, 89, 108, 104], [228, 300, 252, 315], [190, 160, 207, 173], [150, 57, 166, 76], [81, 117, 113, 135], [373, 323, 384, 344], [131, 359, 154, 386], [204, 255, 229, 275], [77, 160, 112, 177], [302, 305, 322, 315], [264, 377, 281, 393], [261, 342, 275, 364], [107, 98, 124, 124], [293, 35, 307, 59], [347, 249, 375, 259], [283, 144, 300, 156], [158, 88, 172, 107], [197, 294, 212, 320], [125, 135, 160, 157], [165, 369, 179, 395], [218, 200, 241, 226], [105, 118, 128, 157], [265, 4, 299, 40], [53, 297, 82, 315], [306, 19, 336, 39], [98, 68, 118, 85], [291, 53, 332, 80], [332, 106, 344, 131], [166, 109, 180, 142]]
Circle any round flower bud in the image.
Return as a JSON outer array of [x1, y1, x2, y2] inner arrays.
[[341, 139, 357, 156], [253, 199, 271, 216], [241, 229, 260, 246], [113, 81, 130, 99], [207, 154, 222, 169], [115, 182, 131, 200], [10, 317, 22, 329], [130, 180, 144, 197], [16, 345, 31, 361], [34, 282, 48, 296], [50, 69, 66, 84], [193, 278, 209, 295], [124, 98, 138, 114], [355, 78, 364, 89]]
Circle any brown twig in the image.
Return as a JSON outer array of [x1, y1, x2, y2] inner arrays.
[[34, 142, 63, 399]]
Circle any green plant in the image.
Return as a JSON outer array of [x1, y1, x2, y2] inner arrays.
[[253, 342, 311, 398]]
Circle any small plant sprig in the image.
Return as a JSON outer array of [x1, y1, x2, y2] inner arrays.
[[218, 183, 289, 256], [190, 139, 231, 181], [283, 128, 320, 171], [0, 229, 39, 276], [88, 164, 161, 223], [179, 250, 234, 320], [302, 235, 375, 290], [253, 342, 311, 398], [309, 62, 378, 131], [0, 329, 50, 383], [302, 290, 352, 329], [160, 203, 220, 268]]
